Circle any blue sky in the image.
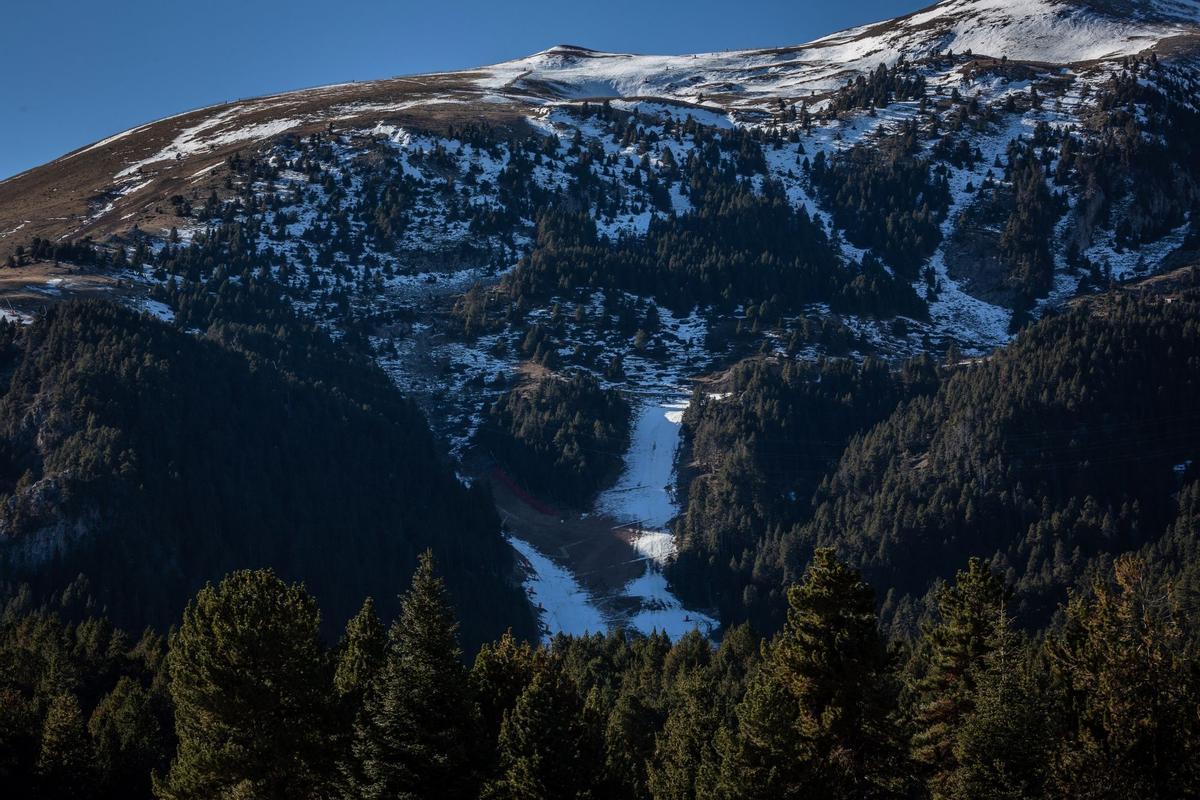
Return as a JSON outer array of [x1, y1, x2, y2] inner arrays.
[[1, 0, 918, 180]]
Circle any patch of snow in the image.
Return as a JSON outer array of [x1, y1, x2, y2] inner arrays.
[[189, 163, 221, 180], [596, 397, 689, 529], [621, 567, 718, 638], [471, 0, 1193, 109], [509, 534, 607, 640], [628, 529, 677, 566], [133, 298, 176, 322], [116, 107, 304, 179]]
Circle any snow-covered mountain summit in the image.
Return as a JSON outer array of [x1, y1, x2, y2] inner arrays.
[[475, 0, 1199, 108], [1, 0, 1196, 282]]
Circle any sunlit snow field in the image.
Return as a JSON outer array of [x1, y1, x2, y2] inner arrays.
[[511, 396, 719, 641]]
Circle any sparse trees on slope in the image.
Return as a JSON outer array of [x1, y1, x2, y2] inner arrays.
[[1000, 148, 1061, 310]]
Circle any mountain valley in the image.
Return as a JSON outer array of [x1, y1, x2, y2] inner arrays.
[[1, 0, 1199, 649]]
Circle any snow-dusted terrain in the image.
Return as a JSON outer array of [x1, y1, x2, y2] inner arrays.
[[164, 0, 1200, 638], [513, 394, 719, 641], [475, 0, 1194, 108], [5, 0, 1199, 640], [33, 0, 1197, 210], [597, 398, 691, 530], [508, 535, 608, 638]]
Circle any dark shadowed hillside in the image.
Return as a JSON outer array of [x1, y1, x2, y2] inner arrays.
[[672, 272, 1200, 632], [0, 300, 535, 648]]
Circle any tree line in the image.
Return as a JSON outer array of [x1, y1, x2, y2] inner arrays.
[[2, 545, 1196, 799]]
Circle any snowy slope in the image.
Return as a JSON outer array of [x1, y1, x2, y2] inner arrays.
[[27, 0, 1198, 202], [12, 0, 1185, 260], [475, 0, 1199, 108]]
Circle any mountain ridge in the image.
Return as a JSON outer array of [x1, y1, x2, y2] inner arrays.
[[1, 0, 1199, 643], [2, 0, 1198, 259]]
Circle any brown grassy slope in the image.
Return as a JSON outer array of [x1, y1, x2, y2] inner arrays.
[[0, 71, 534, 261]]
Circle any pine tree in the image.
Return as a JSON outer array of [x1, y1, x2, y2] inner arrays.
[[334, 597, 386, 702], [718, 548, 907, 800], [1047, 555, 1200, 799], [470, 629, 540, 749], [908, 558, 1007, 798], [648, 669, 722, 800], [88, 676, 169, 799], [491, 660, 603, 800], [603, 684, 660, 800], [349, 550, 483, 800], [944, 610, 1049, 800], [37, 691, 94, 800], [0, 687, 38, 793], [156, 569, 334, 800], [333, 597, 387, 797]]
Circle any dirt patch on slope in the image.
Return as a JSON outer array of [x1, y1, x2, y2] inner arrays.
[[488, 470, 646, 596], [0, 261, 134, 318]]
